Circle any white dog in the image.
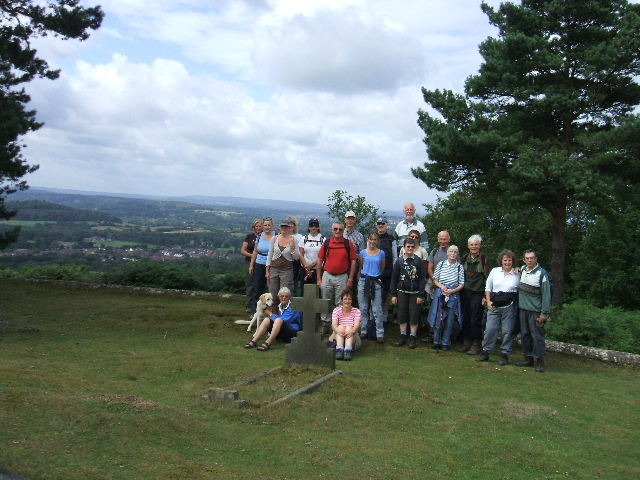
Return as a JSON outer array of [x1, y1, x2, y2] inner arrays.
[[246, 292, 274, 332]]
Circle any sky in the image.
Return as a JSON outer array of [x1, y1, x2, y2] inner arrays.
[[23, 0, 500, 213]]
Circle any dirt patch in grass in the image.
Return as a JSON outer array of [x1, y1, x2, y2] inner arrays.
[[98, 394, 160, 409], [502, 399, 558, 419]]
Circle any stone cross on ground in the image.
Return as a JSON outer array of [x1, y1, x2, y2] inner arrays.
[[285, 283, 334, 369]]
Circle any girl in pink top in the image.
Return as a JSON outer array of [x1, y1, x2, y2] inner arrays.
[[331, 290, 361, 361]]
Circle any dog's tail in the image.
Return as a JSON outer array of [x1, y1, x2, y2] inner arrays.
[[233, 320, 251, 325]]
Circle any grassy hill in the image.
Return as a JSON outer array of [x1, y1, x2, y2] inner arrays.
[[0, 279, 638, 479]]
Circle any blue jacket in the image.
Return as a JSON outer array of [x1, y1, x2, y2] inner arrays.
[[271, 302, 303, 331]]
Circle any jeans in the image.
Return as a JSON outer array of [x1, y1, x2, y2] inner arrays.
[[482, 302, 516, 354], [434, 306, 456, 346], [250, 263, 267, 314], [520, 309, 546, 359], [358, 278, 384, 339], [321, 272, 348, 324]]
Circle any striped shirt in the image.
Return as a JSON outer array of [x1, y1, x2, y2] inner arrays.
[[332, 306, 361, 327], [434, 260, 464, 287]]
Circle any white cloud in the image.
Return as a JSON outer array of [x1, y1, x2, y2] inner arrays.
[[21, 0, 500, 213], [254, 8, 424, 93]]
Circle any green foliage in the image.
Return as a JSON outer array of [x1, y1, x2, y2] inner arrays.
[[547, 301, 640, 354], [0, 263, 99, 282], [0, 0, 103, 240], [327, 189, 384, 237], [414, 0, 640, 304], [569, 208, 640, 309]]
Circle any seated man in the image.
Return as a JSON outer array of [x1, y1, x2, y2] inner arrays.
[[243, 287, 302, 351]]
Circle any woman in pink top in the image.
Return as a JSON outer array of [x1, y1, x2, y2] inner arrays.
[[331, 290, 361, 361]]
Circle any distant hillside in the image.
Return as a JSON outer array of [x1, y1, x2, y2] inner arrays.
[[10, 188, 330, 227], [6, 200, 122, 223]]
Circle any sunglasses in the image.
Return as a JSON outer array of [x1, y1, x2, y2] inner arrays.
[[405, 245, 416, 248]]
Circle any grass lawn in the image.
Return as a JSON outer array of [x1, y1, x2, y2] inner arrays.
[[0, 279, 638, 480]]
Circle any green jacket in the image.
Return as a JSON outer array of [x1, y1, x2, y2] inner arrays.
[[518, 265, 552, 315]]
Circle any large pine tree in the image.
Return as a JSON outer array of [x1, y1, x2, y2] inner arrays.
[[414, 0, 640, 303]]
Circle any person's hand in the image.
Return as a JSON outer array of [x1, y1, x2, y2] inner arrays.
[[317, 275, 322, 287], [416, 297, 424, 305], [487, 301, 495, 312], [481, 297, 487, 306], [265, 269, 271, 280], [347, 278, 353, 288], [537, 314, 549, 324], [249, 264, 254, 275], [391, 296, 397, 305]]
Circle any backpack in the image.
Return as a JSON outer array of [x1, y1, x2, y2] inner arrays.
[[322, 237, 351, 259]]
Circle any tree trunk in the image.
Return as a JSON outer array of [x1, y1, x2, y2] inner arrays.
[[548, 198, 567, 306]]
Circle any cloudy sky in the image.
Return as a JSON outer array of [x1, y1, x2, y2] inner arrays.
[[24, 0, 500, 212]]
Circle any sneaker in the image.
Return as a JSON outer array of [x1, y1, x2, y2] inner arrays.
[[335, 349, 344, 360], [499, 354, 509, 366], [344, 350, 352, 361], [395, 334, 408, 347], [516, 356, 534, 367], [535, 357, 545, 372], [476, 351, 490, 362], [408, 336, 417, 349]]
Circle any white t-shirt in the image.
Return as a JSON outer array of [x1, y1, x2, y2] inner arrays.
[[301, 232, 325, 264]]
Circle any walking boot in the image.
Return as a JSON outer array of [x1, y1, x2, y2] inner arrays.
[[499, 354, 509, 366], [516, 356, 534, 367], [475, 351, 490, 362], [467, 339, 482, 355], [335, 349, 344, 360], [408, 335, 417, 349], [535, 357, 545, 372], [395, 334, 408, 347], [457, 336, 473, 353]]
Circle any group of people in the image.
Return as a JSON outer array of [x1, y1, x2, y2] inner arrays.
[[240, 202, 552, 372]]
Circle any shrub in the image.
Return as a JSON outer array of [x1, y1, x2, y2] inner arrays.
[[547, 301, 640, 354], [0, 264, 100, 283]]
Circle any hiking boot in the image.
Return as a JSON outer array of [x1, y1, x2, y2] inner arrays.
[[376, 337, 384, 344], [516, 356, 534, 367], [344, 350, 352, 361], [535, 357, 545, 372], [467, 339, 482, 355], [395, 334, 408, 347], [457, 337, 473, 353], [476, 351, 490, 362], [499, 354, 509, 366], [408, 335, 417, 349], [431, 343, 441, 350], [335, 349, 344, 360], [442, 345, 451, 351]]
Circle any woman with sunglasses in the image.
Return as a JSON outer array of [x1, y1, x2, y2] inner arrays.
[[266, 218, 300, 301]]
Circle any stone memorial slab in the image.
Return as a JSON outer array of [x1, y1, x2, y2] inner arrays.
[[285, 284, 334, 369]]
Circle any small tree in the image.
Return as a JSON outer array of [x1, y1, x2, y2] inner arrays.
[[326, 190, 384, 237], [0, 0, 104, 248]]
